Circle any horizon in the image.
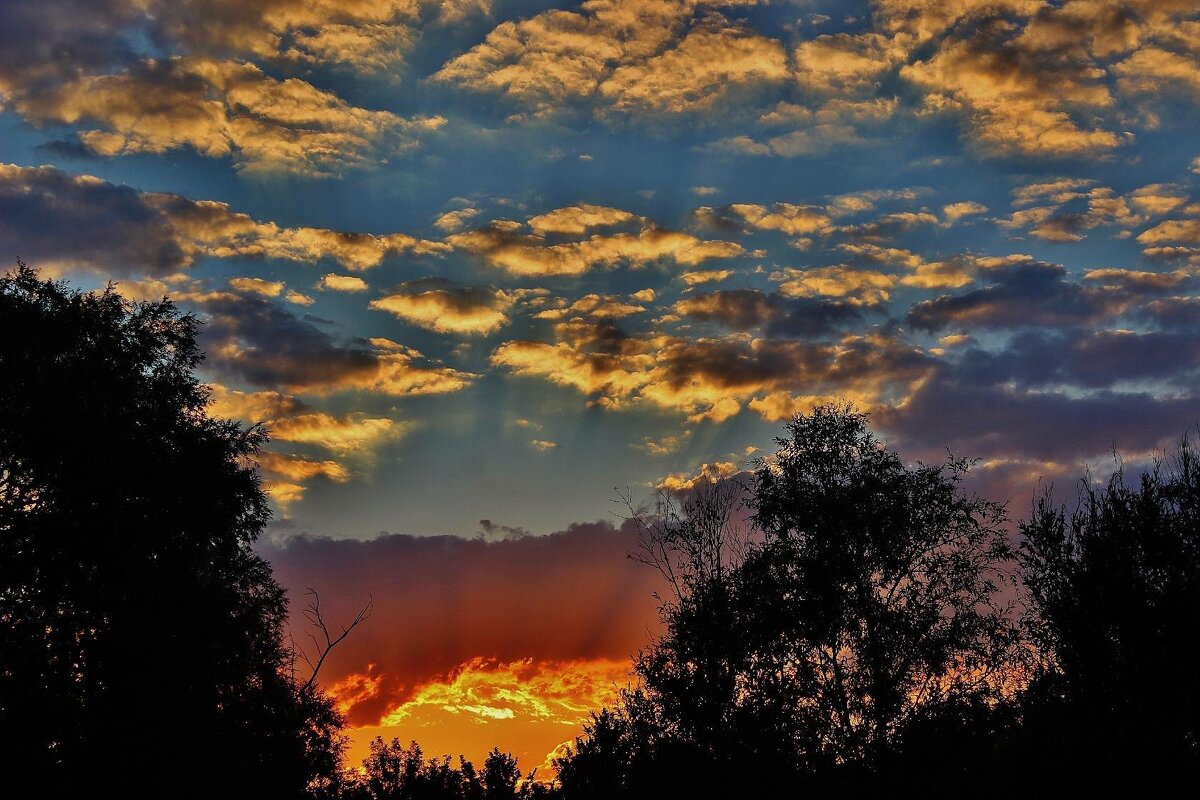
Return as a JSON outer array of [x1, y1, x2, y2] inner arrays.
[[3, 0, 1200, 776]]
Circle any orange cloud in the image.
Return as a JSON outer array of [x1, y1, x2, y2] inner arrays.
[[340, 657, 631, 776]]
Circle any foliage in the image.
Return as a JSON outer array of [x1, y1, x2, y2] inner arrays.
[[1017, 442, 1200, 784], [345, 738, 540, 800], [558, 404, 1024, 795], [0, 265, 344, 796]]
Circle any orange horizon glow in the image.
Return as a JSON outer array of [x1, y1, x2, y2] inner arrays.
[[331, 657, 634, 776]]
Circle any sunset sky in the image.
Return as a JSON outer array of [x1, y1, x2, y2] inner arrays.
[[3, 0, 1200, 772]]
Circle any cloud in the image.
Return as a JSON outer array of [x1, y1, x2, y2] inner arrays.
[[906, 259, 1125, 332], [656, 460, 741, 491], [943, 201, 989, 222], [1011, 177, 1095, 207], [534, 292, 650, 321], [0, 163, 191, 276], [193, 292, 476, 396], [679, 269, 734, 286], [793, 32, 903, 93], [637, 431, 693, 456], [208, 385, 406, 454], [672, 289, 865, 337], [950, 328, 1200, 391], [12, 57, 443, 175], [208, 382, 404, 505], [142, 0, 492, 71], [1138, 207, 1200, 245], [370, 279, 521, 335], [728, 202, 834, 236], [1114, 46, 1200, 98], [527, 205, 638, 235], [433, 207, 482, 233], [0, 164, 448, 277], [317, 274, 369, 292], [878, 372, 1200, 466], [433, 0, 785, 117], [448, 220, 742, 277], [491, 321, 930, 422], [255, 450, 351, 504], [770, 266, 897, 305], [228, 276, 285, 297], [597, 24, 788, 115], [901, 31, 1122, 157]]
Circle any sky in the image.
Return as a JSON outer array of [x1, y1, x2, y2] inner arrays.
[[3, 0, 1200, 774]]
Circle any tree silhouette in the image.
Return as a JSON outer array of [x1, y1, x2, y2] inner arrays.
[[1016, 440, 1200, 786], [557, 404, 1022, 795], [349, 738, 540, 800], [745, 405, 1020, 783], [0, 265, 344, 796]]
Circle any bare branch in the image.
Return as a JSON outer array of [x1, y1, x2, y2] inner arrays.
[[295, 587, 374, 692]]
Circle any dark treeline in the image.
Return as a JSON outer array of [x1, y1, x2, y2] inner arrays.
[[3, 266, 1199, 797]]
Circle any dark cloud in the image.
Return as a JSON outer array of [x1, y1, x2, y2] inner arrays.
[[1136, 297, 1200, 333], [0, 163, 188, 276], [906, 261, 1118, 332], [674, 289, 864, 337], [195, 292, 474, 397], [877, 371, 1200, 465], [0, 0, 139, 90], [953, 329, 1200, 389]]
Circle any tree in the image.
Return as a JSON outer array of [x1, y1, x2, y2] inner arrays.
[[555, 404, 1021, 794], [0, 265, 344, 796], [1017, 441, 1200, 785], [745, 404, 1019, 782], [351, 738, 539, 800]]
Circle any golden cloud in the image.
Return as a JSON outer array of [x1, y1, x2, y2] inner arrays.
[[208, 385, 406, 454], [943, 200, 989, 222], [901, 34, 1121, 157], [729, 202, 834, 236], [317, 274, 370, 292], [679, 269, 735, 286], [370, 282, 520, 335], [256, 450, 351, 485], [14, 57, 443, 175], [771, 266, 897, 305], [491, 324, 931, 423], [449, 222, 743, 276], [434, 0, 780, 116], [527, 204, 638, 235]]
